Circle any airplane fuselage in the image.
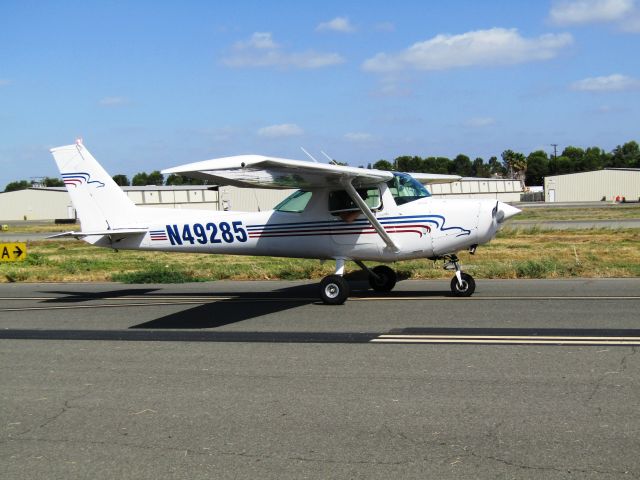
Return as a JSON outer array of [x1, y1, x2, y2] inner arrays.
[[95, 186, 504, 263]]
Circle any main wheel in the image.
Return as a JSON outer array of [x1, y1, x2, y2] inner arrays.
[[368, 265, 397, 292], [320, 275, 350, 305], [450, 272, 475, 297]]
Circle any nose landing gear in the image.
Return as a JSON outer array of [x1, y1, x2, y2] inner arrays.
[[444, 254, 476, 297]]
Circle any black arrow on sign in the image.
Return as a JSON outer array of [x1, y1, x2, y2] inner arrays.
[[13, 245, 23, 257]]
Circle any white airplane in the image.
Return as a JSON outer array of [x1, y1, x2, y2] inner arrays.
[[50, 140, 521, 304]]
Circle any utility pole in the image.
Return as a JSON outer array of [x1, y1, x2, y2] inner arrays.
[[551, 143, 558, 160]]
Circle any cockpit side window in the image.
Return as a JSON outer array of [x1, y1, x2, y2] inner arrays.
[[274, 190, 313, 213], [328, 188, 381, 213], [387, 173, 431, 205]]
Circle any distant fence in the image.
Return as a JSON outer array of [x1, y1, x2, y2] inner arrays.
[[520, 192, 544, 202]]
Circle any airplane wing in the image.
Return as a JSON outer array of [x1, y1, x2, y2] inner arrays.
[[410, 173, 462, 184], [162, 155, 394, 189]]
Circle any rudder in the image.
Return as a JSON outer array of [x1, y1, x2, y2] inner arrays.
[[50, 142, 139, 231]]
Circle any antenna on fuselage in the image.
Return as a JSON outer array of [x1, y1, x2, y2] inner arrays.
[[320, 150, 339, 165], [300, 147, 319, 163]]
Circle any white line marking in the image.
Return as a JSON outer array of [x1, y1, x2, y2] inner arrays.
[[378, 334, 640, 341], [371, 338, 640, 345]]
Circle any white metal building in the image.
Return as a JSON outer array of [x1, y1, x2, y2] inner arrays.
[[0, 177, 523, 221], [544, 168, 640, 202], [430, 178, 522, 202], [0, 186, 294, 221]]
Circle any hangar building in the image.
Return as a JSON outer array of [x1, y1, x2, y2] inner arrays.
[[0, 178, 523, 221], [544, 168, 640, 202]]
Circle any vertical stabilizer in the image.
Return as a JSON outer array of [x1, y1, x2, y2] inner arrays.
[[50, 142, 139, 231]]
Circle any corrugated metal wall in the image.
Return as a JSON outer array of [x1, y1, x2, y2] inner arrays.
[[219, 187, 295, 212], [430, 178, 522, 201], [0, 189, 72, 221], [544, 170, 640, 202]]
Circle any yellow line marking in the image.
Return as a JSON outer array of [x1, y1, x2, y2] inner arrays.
[[0, 297, 314, 312]]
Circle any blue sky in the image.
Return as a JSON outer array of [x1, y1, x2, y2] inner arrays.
[[1, 0, 639, 188]]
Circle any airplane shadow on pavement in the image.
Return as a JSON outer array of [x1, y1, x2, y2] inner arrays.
[[40, 281, 452, 330]]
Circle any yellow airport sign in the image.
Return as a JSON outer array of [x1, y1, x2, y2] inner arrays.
[[0, 243, 27, 262]]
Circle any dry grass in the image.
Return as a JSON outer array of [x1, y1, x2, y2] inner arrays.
[[515, 203, 640, 221], [1, 228, 638, 283]]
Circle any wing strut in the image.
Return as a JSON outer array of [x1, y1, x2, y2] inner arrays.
[[341, 178, 400, 253]]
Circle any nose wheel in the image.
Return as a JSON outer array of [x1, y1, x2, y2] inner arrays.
[[445, 254, 476, 297], [450, 272, 475, 297]]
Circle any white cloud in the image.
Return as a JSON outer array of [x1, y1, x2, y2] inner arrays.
[[316, 17, 356, 33], [234, 32, 279, 49], [344, 132, 373, 142], [258, 123, 304, 138], [464, 117, 496, 128], [99, 96, 129, 107], [362, 28, 573, 73], [0, 79, 11, 87], [620, 13, 640, 31], [549, 0, 634, 25], [223, 32, 345, 69], [571, 73, 640, 91]]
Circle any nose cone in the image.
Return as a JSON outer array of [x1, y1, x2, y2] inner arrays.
[[496, 202, 521, 223]]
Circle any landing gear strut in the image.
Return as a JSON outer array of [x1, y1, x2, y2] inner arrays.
[[444, 254, 476, 297]]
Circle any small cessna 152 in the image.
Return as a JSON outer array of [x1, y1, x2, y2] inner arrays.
[[51, 140, 520, 304]]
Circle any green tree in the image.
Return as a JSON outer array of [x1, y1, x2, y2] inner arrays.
[[165, 174, 185, 185], [147, 170, 164, 186], [4, 180, 30, 192], [560, 146, 584, 172], [488, 156, 505, 176], [43, 177, 64, 187], [471, 157, 491, 178], [450, 154, 473, 176], [580, 147, 606, 172], [525, 150, 549, 185], [501, 149, 527, 183], [112, 174, 130, 186], [131, 172, 148, 186], [609, 141, 640, 168], [395, 155, 424, 172], [423, 157, 451, 174], [373, 159, 393, 171], [548, 155, 573, 175]]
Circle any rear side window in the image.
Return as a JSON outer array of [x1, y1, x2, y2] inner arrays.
[[274, 190, 313, 213]]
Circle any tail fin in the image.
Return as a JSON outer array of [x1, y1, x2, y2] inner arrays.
[[50, 142, 139, 231]]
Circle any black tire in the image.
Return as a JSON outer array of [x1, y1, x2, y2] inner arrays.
[[368, 265, 397, 292], [320, 275, 350, 305], [450, 272, 476, 297]]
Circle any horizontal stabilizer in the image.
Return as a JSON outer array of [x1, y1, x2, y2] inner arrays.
[[47, 228, 148, 239]]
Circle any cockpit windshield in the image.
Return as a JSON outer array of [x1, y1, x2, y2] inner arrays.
[[274, 190, 312, 213], [387, 173, 431, 205]]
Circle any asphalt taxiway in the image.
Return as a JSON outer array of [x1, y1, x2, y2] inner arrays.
[[2, 278, 640, 479]]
